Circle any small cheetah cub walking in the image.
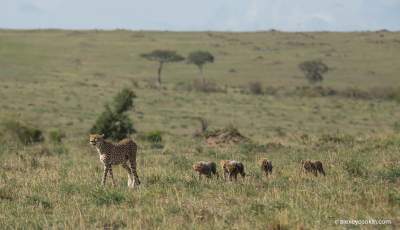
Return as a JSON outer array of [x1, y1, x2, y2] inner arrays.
[[89, 134, 140, 188], [259, 158, 273, 177], [301, 160, 325, 176], [192, 161, 219, 179], [220, 160, 246, 181]]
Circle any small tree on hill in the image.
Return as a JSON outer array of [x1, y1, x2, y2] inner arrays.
[[112, 88, 136, 114], [299, 60, 329, 84], [90, 88, 136, 140], [187, 51, 214, 85], [141, 50, 184, 86]]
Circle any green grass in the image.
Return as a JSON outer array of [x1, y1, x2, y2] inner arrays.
[[0, 29, 399, 229]]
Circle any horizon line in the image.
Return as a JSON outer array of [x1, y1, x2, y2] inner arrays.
[[0, 27, 398, 33]]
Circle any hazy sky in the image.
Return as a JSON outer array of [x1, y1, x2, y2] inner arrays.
[[1, 0, 400, 31]]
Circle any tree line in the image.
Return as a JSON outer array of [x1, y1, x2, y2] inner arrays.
[[141, 50, 214, 86], [141, 49, 329, 87]]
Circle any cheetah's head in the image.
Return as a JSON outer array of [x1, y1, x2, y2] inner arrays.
[[89, 134, 104, 146]]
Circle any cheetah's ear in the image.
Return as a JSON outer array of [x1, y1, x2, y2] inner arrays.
[[100, 134, 105, 138]]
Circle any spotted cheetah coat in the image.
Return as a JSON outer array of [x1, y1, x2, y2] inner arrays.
[[90, 134, 140, 188]]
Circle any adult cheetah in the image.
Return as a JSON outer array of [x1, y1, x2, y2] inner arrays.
[[220, 160, 246, 181], [89, 134, 140, 188]]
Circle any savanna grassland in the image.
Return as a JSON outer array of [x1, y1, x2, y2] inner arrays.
[[0, 29, 400, 229]]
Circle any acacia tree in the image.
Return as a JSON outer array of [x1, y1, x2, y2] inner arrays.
[[299, 60, 329, 84], [187, 51, 214, 85], [141, 50, 184, 85]]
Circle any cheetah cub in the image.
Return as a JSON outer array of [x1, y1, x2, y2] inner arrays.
[[259, 158, 273, 177], [220, 160, 246, 181], [301, 160, 325, 176], [192, 161, 219, 179], [89, 134, 140, 188]]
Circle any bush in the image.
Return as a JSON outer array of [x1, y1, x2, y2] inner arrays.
[[90, 89, 136, 141], [91, 106, 135, 141], [299, 60, 329, 84], [48, 129, 66, 144], [145, 131, 162, 143], [2, 121, 44, 145], [248, 81, 263, 95], [112, 88, 136, 114]]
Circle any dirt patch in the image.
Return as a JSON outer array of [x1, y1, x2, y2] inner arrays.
[[204, 126, 249, 146]]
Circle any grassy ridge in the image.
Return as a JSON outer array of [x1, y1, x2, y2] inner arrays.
[[0, 30, 399, 229]]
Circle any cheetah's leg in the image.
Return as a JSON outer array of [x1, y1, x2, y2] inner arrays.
[[102, 165, 109, 186], [223, 171, 227, 180], [130, 160, 140, 186], [108, 166, 116, 186], [121, 163, 134, 188]]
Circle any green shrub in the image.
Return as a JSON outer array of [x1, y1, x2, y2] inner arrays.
[[90, 88, 137, 141], [145, 131, 162, 143], [48, 129, 66, 143], [90, 106, 135, 141], [112, 88, 136, 114], [2, 121, 44, 145], [299, 60, 329, 84], [248, 81, 263, 95]]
